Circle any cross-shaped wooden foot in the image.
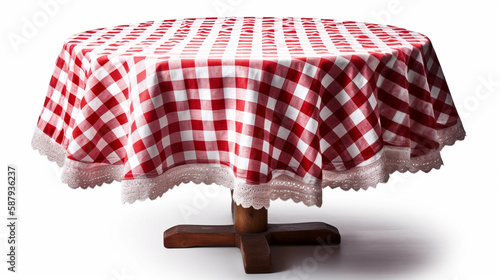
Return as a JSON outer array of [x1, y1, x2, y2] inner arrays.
[[164, 203, 340, 273]]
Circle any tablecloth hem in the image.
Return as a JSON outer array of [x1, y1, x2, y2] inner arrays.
[[31, 129, 66, 167], [120, 165, 323, 210], [31, 128, 124, 188], [120, 119, 464, 209], [32, 119, 465, 210], [118, 144, 446, 210]]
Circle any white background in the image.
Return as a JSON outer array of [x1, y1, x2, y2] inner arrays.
[[0, 0, 499, 279]]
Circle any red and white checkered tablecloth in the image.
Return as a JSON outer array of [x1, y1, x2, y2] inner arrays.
[[32, 17, 465, 209]]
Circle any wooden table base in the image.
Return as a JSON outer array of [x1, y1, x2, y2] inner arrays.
[[164, 203, 341, 273]]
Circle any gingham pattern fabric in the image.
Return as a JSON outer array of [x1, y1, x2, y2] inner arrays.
[[32, 17, 465, 209]]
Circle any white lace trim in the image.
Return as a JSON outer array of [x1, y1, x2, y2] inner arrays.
[[60, 160, 123, 189], [31, 120, 465, 209], [31, 129, 67, 167]]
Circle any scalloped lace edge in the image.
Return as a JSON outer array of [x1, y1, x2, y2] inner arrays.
[[31, 129, 67, 167], [31, 119, 465, 209]]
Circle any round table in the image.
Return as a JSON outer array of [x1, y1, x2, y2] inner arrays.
[[32, 17, 465, 273]]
